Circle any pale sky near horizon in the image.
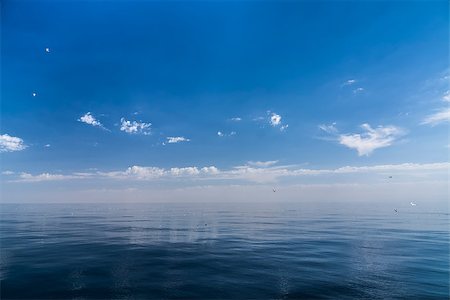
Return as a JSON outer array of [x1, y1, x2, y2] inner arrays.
[[1, 1, 448, 203]]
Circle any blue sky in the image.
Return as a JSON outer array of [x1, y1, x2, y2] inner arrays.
[[1, 1, 449, 203]]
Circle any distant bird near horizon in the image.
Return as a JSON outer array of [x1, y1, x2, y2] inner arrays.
[[394, 209, 398, 213], [45, 47, 50, 53], [389, 176, 393, 178], [410, 202, 417, 206], [273, 188, 276, 193]]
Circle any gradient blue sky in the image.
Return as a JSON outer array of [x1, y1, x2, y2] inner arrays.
[[1, 1, 449, 203]]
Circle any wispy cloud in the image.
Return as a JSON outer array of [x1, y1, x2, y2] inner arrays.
[[217, 131, 236, 137], [166, 136, 190, 144], [18, 172, 79, 182], [318, 123, 338, 134], [342, 79, 356, 86], [353, 87, 364, 94], [422, 91, 450, 126], [78, 112, 107, 129], [230, 117, 242, 122], [120, 118, 151, 135], [338, 124, 405, 156], [422, 108, 450, 126], [0, 134, 27, 152]]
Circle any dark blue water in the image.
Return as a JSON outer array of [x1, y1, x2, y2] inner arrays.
[[1, 202, 448, 299]]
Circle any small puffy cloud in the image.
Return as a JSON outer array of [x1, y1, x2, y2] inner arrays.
[[78, 112, 106, 129], [338, 124, 405, 156], [280, 125, 289, 131], [217, 131, 236, 137], [247, 160, 279, 167], [120, 118, 151, 135], [167, 136, 190, 143], [318, 122, 338, 134], [230, 117, 242, 121], [0, 134, 27, 152], [353, 87, 364, 94], [267, 112, 288, 131], [342, 79, 356, 86], [44, 144, 51, 148], [270, 113, 282, 126]]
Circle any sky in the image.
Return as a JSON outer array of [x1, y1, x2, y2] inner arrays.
[[1, 0, 449, 204]]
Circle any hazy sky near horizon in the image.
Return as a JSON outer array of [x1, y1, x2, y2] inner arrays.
[[1, 1, 449, 203]]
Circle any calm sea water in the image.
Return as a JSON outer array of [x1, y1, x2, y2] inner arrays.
[[0, 202, 448, 299]]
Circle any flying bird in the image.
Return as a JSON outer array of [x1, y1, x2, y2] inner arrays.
[[394, 209, 398, 213], [32, 92, 37, 97], [410, 202, 417, 206], [272, 188, 276, 193], [45, 47, 50, 53]]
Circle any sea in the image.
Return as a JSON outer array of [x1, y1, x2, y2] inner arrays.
[[0, 202, 448, 299]]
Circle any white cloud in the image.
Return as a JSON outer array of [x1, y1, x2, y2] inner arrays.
[[422, 108, 450, 126], [167, 136, 190, 143], [267, 112, 288, 131], [338, 124, 405, 156], [18, 172, 77, 182], [78, 112, 104, 128], [0, 134, 27, 152], [217, 131, 236, 137], [353, 87, 364, 94], [230, 117, 242, 121], [318, 123, 338, 134], [2, 171, 14, 175], [422, 91, 450, 126], [342, 79, 356, 86], [270, 113, 282, 126], [44, 144, 51, 148], [247, 160, 279, 167], [170, 167, 200, 176], [442, 91, 450, 102], [124, 166, 165, 179], [201, 166, 220, 174], [120, 118, 151, 135], [9, 162, 449, 185]]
